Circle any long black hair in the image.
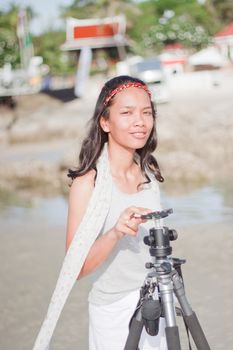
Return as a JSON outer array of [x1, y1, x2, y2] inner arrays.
[[68, 75, 164, 183]]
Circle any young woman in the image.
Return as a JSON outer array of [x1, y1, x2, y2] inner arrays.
[[66, 75, 166, 350]]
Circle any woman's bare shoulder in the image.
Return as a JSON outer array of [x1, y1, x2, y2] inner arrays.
[[69, 169, 96, 196]]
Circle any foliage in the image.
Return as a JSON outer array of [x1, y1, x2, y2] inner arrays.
[[0, 4, 75, 75], [131, 0, 221, 52], [0, 4, 35, 69], [33, 31, 76, 75], [0, 5, 20, 68], [210, 0, 233, 23], [60, 0, 138, 18]]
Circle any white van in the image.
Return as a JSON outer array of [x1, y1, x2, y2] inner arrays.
[[129, 57, 170, 103]]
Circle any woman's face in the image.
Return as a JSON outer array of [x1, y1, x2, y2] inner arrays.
[[100, 87, 154, 151]]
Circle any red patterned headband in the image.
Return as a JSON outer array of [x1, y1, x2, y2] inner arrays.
[[104, 82, 151, 106]]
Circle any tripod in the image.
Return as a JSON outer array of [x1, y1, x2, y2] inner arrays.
[[124, 209, 211, 350]]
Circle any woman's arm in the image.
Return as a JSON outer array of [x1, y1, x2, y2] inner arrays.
[[66, 170, 121, 278], [66, 170, 95, 251], [66, 170, 151, 279]]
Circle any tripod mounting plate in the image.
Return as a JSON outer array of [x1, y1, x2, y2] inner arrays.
[[141, 208, 173, 220]]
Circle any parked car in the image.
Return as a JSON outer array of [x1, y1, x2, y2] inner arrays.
[[130, 57, 170, 103]]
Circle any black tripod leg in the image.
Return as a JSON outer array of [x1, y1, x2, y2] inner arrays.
[[183, 312, 211, 350], [172, 273, 211, 350], [124, 308, 144, 350], [165, 326, 181, 350]]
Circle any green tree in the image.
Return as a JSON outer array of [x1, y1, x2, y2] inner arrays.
[[33, 30, 76, 75], [131, 0, 222, 53], [60, 0, 137, 19], [0, 4, 35, 69], [0, 5, 20, 68], [211, 0, 233, 23]]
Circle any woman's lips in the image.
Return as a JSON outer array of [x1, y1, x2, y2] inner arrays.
[[130, 131, 147, 139]]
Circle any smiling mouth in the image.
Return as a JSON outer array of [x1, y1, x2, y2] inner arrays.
[[130, 132, 147, 139]]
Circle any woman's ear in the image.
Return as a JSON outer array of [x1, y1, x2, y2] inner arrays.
[[100, 116, 110, 133]]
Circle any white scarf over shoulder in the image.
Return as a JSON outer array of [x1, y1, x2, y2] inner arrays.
[[33, 143, 159, 349]]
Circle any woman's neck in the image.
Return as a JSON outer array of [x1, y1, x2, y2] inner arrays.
[[107, 143, 143, 192], [107, 143, 135, 175]]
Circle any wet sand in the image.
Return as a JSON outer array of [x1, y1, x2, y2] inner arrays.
[[0, 218, 88, 350], [0, 215, 232, 350]]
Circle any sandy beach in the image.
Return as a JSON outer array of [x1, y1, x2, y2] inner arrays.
[[0, 68, 233, 349], [1, 215, 232, 350]]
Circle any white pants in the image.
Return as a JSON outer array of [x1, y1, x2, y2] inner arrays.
[[89, 289, 167, 350]]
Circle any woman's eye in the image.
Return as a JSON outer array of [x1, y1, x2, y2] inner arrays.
[[144, 111, 152, 116], [121, 111, 130, 115]]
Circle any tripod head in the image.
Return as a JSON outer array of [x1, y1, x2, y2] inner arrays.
[[142, 208, 178, 259]]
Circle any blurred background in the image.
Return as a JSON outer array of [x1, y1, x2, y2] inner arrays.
[[0, 1, 233, 349]]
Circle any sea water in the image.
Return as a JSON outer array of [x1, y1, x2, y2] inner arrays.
[[0, 184, 232, 228]]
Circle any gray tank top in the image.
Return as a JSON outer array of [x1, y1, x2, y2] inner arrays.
[[88, 178, 161, 305]]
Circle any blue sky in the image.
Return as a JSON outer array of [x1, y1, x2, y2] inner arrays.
[[0, 0, 73, 35]]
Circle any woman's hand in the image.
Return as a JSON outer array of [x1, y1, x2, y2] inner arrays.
[[112, 206, 152, 239]]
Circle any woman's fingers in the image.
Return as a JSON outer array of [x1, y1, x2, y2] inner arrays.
[[114, 206, 152, 238]]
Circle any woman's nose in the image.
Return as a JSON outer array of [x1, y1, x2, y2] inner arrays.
[[134, 112, 144, 126]]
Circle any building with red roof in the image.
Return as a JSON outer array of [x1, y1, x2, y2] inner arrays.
[[214, 22, 233, 62], [159, 43, 188, 74]]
